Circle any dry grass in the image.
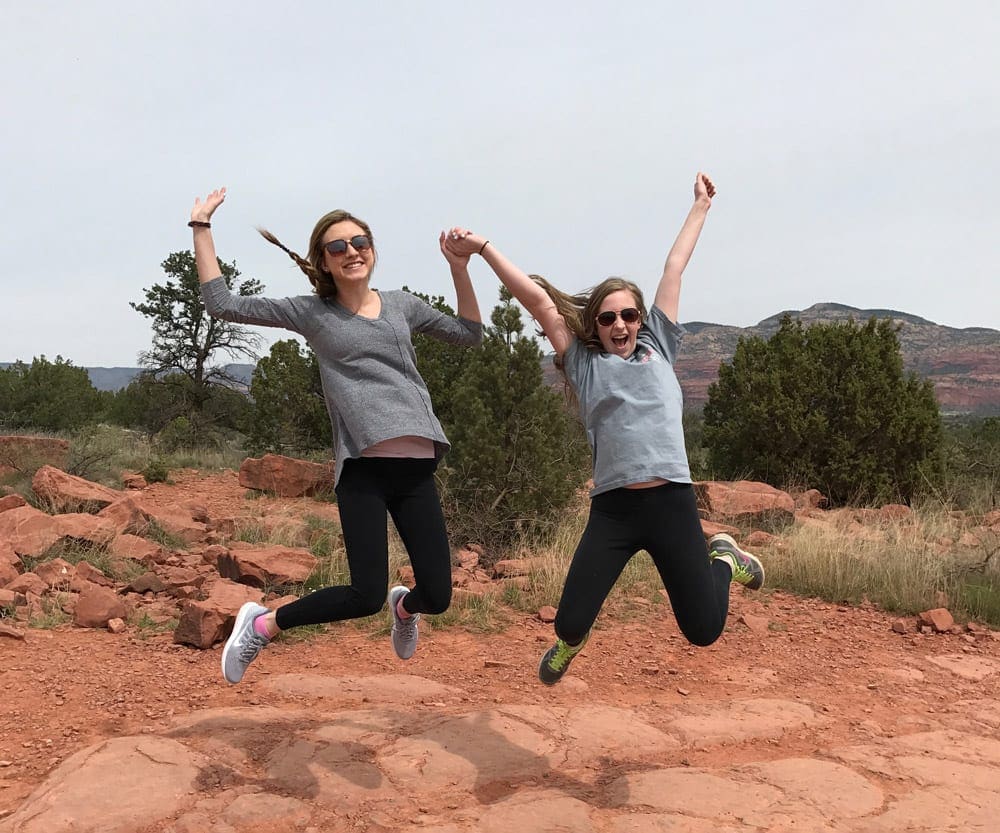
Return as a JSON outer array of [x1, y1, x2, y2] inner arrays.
[[761, 504, 1000, 624]]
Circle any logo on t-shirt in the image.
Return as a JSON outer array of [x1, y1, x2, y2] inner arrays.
[[632, 345, 660, 364]]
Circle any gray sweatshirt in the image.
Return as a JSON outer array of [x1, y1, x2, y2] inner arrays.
[[201, 277, 483, 486]]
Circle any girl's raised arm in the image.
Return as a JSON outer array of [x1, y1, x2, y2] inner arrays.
[[190, 187, 228, 284], [444, 229, 574, 357], [653, 172, 716, 323], [438, 230, 482, 324]]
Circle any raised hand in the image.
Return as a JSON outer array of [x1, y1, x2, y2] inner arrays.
[[694, 172, 716, 206], [191, 187, 227, 224], [442, 226, 487, 259], [439, 228, 472, 267]]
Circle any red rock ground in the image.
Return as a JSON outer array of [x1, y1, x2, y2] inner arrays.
[[2, 472, 999, 832]]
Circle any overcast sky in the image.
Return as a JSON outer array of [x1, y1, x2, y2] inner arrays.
[[3, 1, 997, 367]]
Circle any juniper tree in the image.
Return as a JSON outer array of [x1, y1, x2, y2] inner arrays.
[[245, 339, 331, 455], [703, 315, 942, 505], [130, 250, 263, 441], [435, 288, 589, 553], [0, 356, 103, 431]]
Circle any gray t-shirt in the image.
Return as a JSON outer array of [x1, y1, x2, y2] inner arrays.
[[563, 305, 691, 496], [201, 277, 483, 486]]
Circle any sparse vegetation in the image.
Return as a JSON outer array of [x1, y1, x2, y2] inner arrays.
[[131, 610, 178, 638], [429, 590, 511, 633], [142, 457, 170, 483], [145, 520, 188, 551], [29, 594, 73, 629], [26, 540, 147, 584]]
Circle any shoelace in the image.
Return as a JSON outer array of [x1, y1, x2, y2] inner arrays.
[[238, 633, 267, 663], [395, 615, 418, 638], [731, 554, 755, 582], [548, 641, 578, 671]]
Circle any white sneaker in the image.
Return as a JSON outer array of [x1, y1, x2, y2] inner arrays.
[[221, 602, 270, 684]]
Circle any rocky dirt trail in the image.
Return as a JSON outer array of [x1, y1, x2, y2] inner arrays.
[[2, 464, 1000, 831], [3, 587, 1000, 832]]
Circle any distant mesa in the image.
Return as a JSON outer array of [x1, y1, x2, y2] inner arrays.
[[551, 302, 1000, 416], [4, 302, 998, 415], [0, 364, 255, 393]]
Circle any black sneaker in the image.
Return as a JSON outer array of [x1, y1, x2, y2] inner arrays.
[[708, 533, 765, 590], [538, 632, 589, 686]]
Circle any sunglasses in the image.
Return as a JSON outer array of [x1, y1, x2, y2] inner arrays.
[[596, 308, 640, 327], [324, 235, 372, 256]]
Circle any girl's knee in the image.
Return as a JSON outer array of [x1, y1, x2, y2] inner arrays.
[[554, 616, 591, 647], [681, 625, 724, 647], [351, 587, 387, 618], [418, 585, 451, 615]]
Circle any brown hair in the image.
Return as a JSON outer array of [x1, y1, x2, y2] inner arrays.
[[530, 275, 647, 354], [529, 275, 648, 410], [257, 209, 377, 299]]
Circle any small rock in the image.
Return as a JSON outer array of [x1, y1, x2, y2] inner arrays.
[[538, 605, 557, 623], [918, 608, 955, 633], [739, 613, 771, 634], [0, 622, 26, 641]]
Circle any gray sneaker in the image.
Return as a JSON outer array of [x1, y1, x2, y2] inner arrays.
[[221, 602, 270, 684], [708, 533, 765, 590], [388, 585, 419, 660]]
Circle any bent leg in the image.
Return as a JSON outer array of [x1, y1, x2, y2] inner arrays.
[[388, 460, 452, 615], [275, 460, 389, 629], [554, 494, 637, 645], [644, 484, 731, 646]]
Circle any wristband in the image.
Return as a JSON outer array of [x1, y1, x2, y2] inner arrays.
[[478, 240, 490, 255], [188, 220, 211, 228]]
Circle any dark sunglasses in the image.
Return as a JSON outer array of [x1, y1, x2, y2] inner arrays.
[[596, 307, 640, 327], [324, 235, 372, 256]]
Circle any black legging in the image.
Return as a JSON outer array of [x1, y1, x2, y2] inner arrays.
[[275, 457, 452, 630], [555, 482, 732, 646]]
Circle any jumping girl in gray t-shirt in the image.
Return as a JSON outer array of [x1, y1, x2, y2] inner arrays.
[[188, 188, 483, 685], [444, 173, 765, 684]]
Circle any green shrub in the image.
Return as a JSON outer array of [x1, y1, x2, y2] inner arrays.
[[704, 316, 942, 505]]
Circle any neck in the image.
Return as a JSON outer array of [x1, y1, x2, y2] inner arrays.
[[334, 280, 373, 312]]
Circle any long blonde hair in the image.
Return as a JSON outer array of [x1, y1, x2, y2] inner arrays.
[[257, 209, 377, 299]]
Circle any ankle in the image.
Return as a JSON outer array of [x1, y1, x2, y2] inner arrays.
[[253, 612, 279, 639], [396, 597, 412, 620], [714, 553, 736, 575]]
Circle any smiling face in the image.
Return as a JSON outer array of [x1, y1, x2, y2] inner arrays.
[[320, 220, 375, 286], [595, 288, 642, 358]]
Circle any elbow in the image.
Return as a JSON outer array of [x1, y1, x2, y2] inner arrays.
[[459, 320, 484, 346], [201, 301, 224, 320]]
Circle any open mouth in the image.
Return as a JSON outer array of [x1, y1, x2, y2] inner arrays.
[[611, 334, 629, 348]]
